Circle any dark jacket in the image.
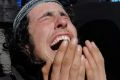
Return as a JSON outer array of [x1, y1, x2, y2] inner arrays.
[[0, 66, 24, 80]]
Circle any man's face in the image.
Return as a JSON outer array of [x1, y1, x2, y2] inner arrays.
[[27, 2, 77, 63]]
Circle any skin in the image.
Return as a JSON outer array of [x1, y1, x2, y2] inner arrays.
[[83, 40, 106, 80], [28, 2, 77, 62], [27, 2, 106, 80]]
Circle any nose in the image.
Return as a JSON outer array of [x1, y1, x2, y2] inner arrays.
[[54, 16, 67, 29]]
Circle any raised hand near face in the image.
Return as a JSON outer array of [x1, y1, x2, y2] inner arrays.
[[41, 39, 106, 80], [42, 38, 85, 80], [83, 40, 106, 80]]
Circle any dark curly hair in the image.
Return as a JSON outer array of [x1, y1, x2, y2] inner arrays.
[[8, 16, 46, 65], [4, 16, 45, 80], [3, 4, 75, 79]]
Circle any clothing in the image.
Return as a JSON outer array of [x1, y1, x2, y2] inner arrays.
[[0, 66, 24, 80]]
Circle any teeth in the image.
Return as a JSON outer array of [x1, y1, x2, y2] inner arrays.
[[51, 35, 70, 46]]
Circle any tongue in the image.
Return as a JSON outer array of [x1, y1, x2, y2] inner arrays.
[[51, 40, 63, 50]]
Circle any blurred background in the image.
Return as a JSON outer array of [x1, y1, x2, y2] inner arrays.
[[0, 0, 120, 80]]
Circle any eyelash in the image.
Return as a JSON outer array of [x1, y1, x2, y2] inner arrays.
[[60, 13, 66, 16], [45, 12, 68, 17], [39, 12, 69, 22]]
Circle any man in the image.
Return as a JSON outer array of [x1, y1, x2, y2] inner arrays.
[[7, 0, 107, 80]]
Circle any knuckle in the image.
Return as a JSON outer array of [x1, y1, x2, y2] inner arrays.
[[71, 64, 79, 71], [68, 41, 77, 51], [62, 59, 70, 67], [58, 47, 65, 54], [42, 67, 49, 76], [62, 57, 71, 67], [97, 57, 105, 66], [53, 60, 61, 67], [69, 45, 74, 50]]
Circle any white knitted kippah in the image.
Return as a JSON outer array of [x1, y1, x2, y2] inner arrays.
[[13, 0, 61, 32]]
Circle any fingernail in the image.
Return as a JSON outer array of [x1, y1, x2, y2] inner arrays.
[[85, 40, 92, 47], [63, 40, 68, 45], [72, 38, 78, 44], [77, 45, 81, 51], [91, 41, 96, 47], [85, 40, 90, 44]]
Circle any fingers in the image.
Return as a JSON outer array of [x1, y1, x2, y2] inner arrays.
[[51, 38, 85, 80], [42, 62, 52, 80], [42, 39, 106, 80], [69, 45, 82, 80], [60, 38, 78, 80], [77, 55, 85, 80], [91, 42, 106, 80], [85, 40, 104, 67], [83, 47, 98, 80], [51, 40, 68, 80], [83, 40, 106, 80]]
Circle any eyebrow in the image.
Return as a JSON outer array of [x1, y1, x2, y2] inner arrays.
[[42, 11, 53, 17], [38, 11, 69, 19]]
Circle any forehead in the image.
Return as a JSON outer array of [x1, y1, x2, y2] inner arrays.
[[28, 2, 66, 17]]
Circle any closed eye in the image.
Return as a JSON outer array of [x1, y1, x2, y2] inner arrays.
[[44, 12, 53, 17], [38, 12, 53, 20], [60, 12, 70, 20], [37, 12, 53, 22], [60, 12, 68, 17]]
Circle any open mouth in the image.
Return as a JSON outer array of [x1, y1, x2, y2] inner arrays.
[[50, 35, 70, 51]]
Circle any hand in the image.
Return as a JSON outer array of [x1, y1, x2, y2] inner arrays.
[[42, 38, 85, 80], [83, 40, 106, 80]]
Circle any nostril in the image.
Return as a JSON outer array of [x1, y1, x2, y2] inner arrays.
[[56, 23, 67, 29], [57, 24, 62, 28]]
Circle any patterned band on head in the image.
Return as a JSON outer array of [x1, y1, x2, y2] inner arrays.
[[13, 0, 61, 33]]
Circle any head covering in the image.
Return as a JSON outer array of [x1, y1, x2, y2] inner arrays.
[[13, 0, 61, 32]]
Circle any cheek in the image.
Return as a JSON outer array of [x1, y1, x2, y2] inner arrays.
[[30, 26, 52, 45], [32, 29, 47, 43], [68, 24, 77, 37], [29, 21, 55, 46]]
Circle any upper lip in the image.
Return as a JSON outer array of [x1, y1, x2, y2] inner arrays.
[[49, 31, 73, 46]]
